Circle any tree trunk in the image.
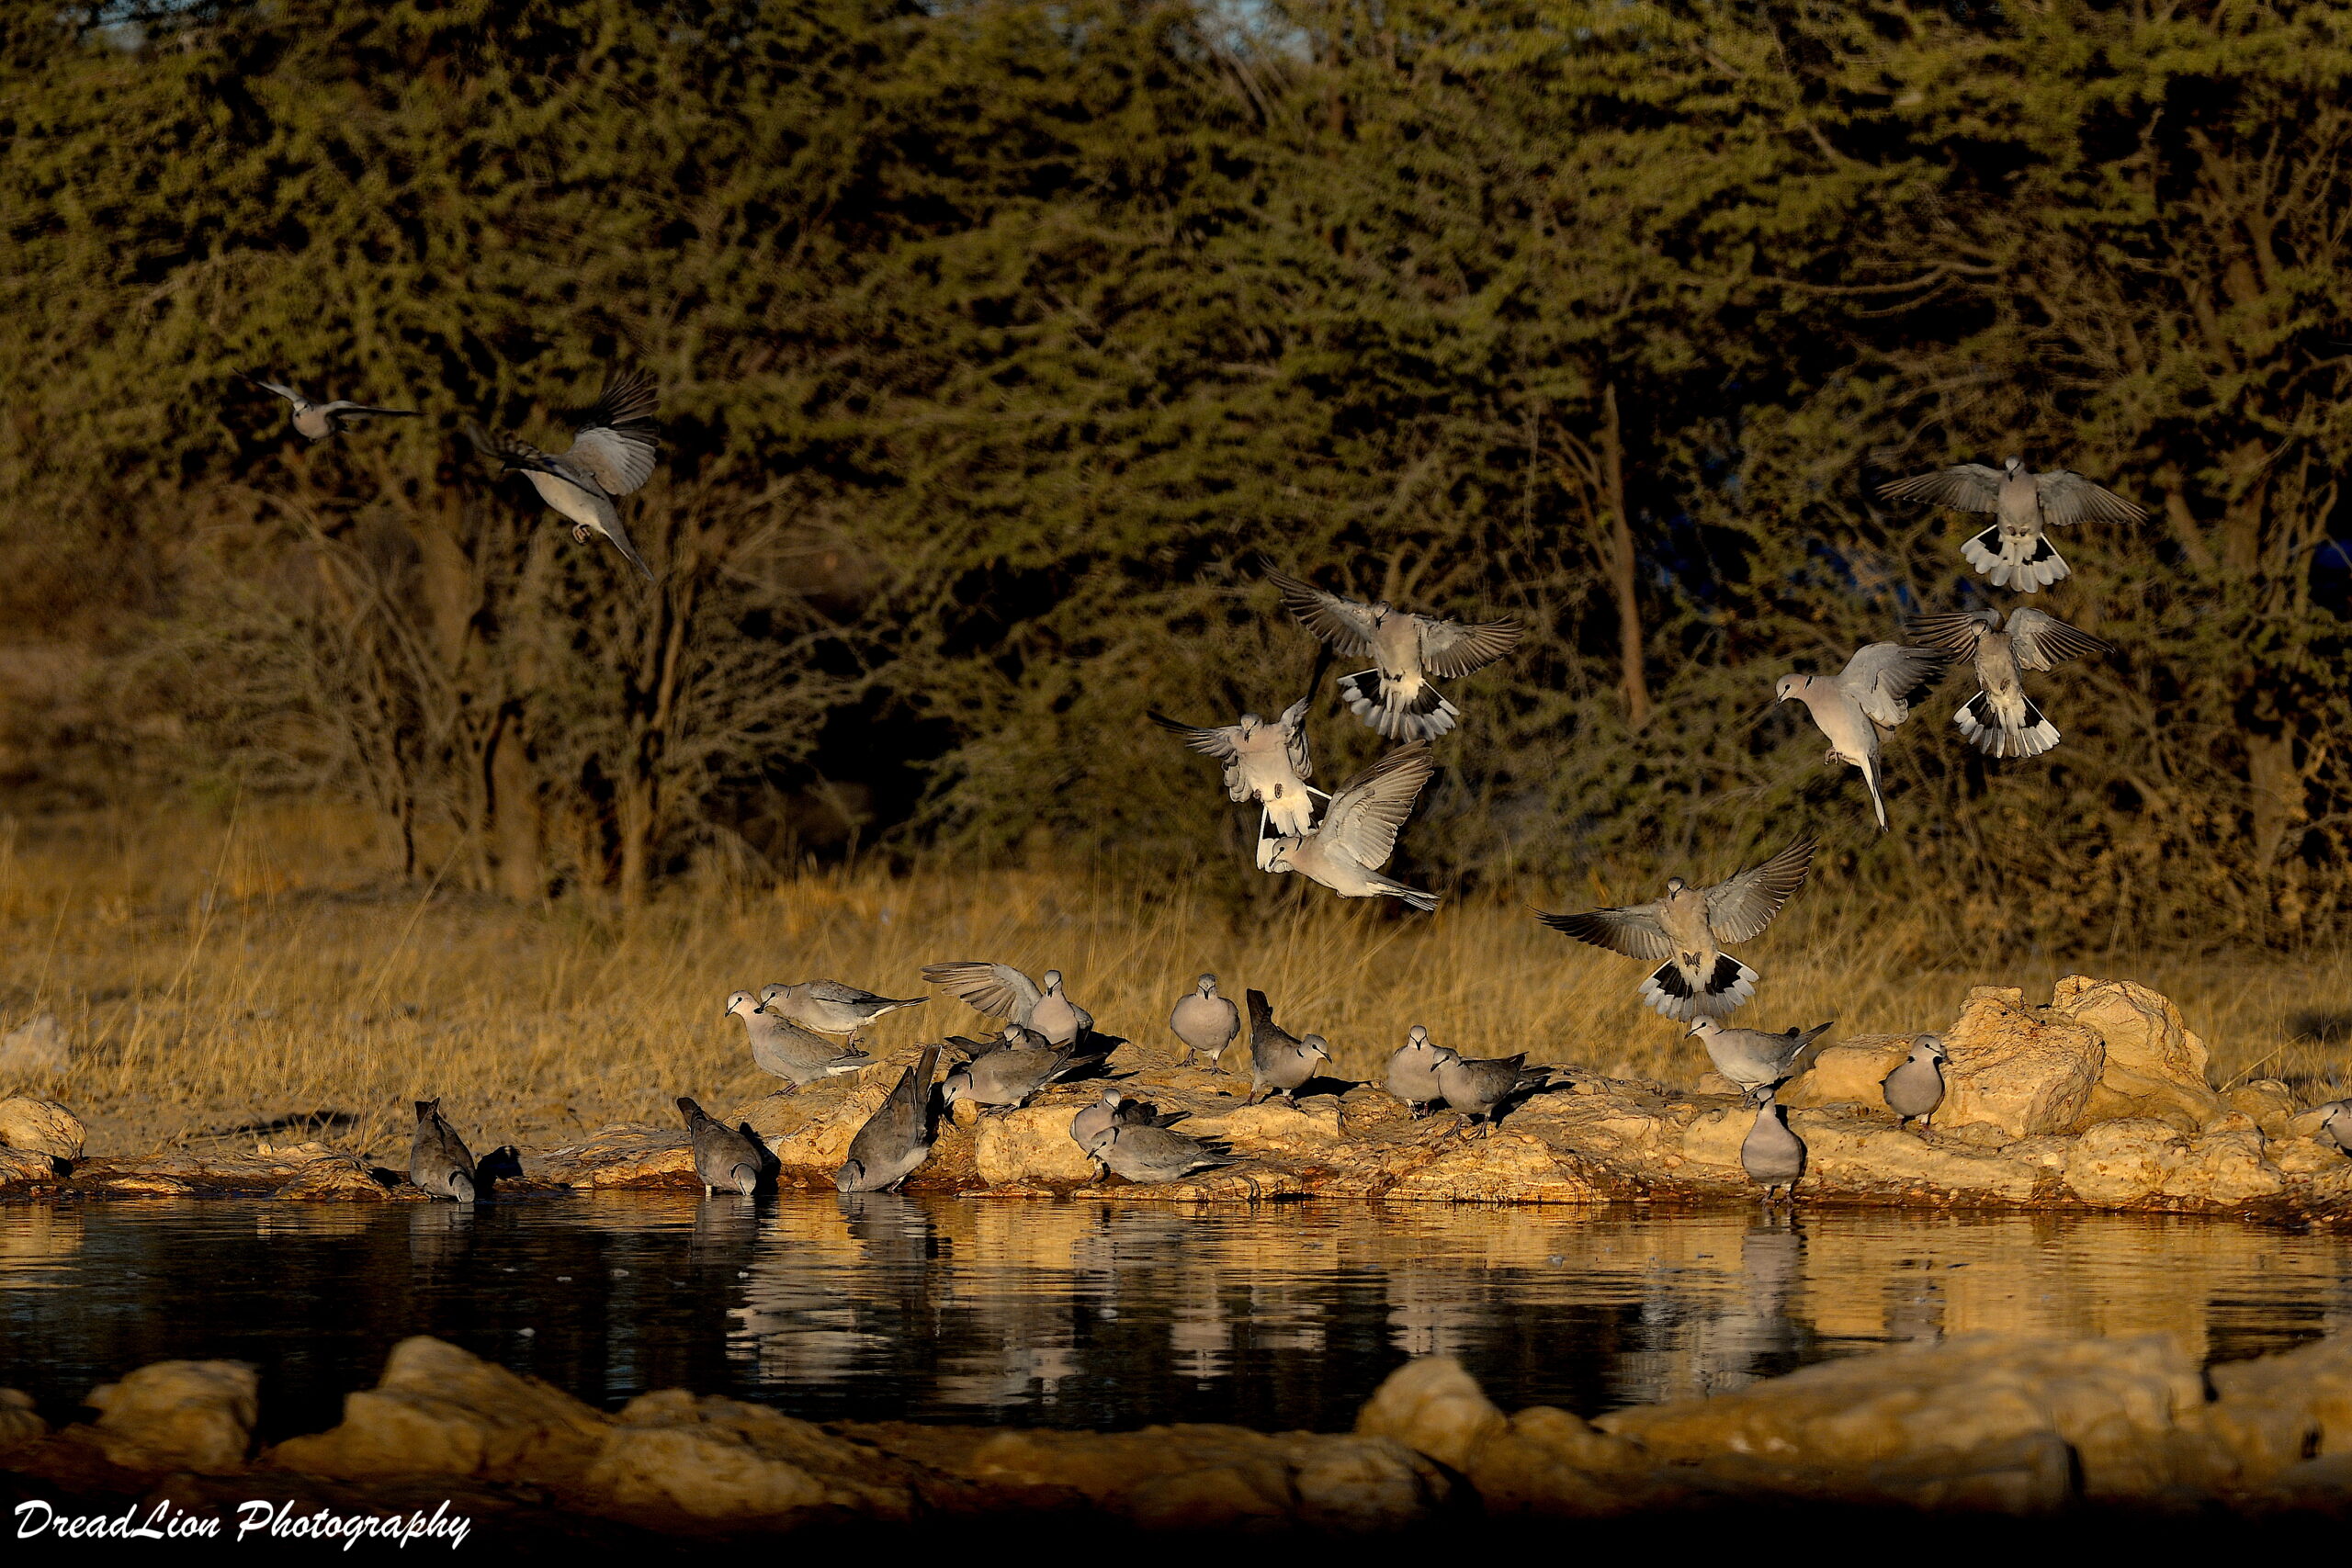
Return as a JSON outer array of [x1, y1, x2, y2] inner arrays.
[[487, 707, 543, 902], [1600, 384, 1650, 729]]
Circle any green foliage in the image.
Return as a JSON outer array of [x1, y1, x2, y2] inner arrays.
[[4, 0, 2351, 944]]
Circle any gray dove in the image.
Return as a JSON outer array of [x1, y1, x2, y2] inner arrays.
[[470, 367, 659, 581], [1085, 1122, 1234, 1184], [1168, 974, 1241, 1068], [1539, 840, 1815, 1021], [922, 962, 1093, 1045], [1432, 1047, 1553, 1135], [408, 1098, 477, 1201], [945, 1023, 1053, 1060], [1909, 608, 2109, 760], [1882, 1033, 1949, 1133], [1269, 569, 1523, 740], [1688, 1018, 1834, 1094], [940, 1039, 1086, 1112], [677, 1096, 762, 1197], [1880, 457, 2145, 593], [242, 374, 421, 443], [758, 979, 924, 1040], [1067, 1089, 1186, 1153], [1385, 1025, 1448, 1117], [1774, 642, 1946, 831], [1245, 987, 1332, 1104], [1261, 741, 1440, 910], [726, 990, 872, 1089], [1741, 1086, 1806, 1202], [1151, 697, 1328, 864], [836, 1045, 943, 1193], [2318, 1101, 2352, 1156]]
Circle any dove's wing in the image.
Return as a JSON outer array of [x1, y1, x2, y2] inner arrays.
[[242, 374, 306, 406], [1702, 839, 1815, 944], [1267, 570, 1379, 657], [2032, 469, 2146, 528], [1878, 464, 2006, 513], [1315, 742, 1435, 871], [922, 962, 1045, 1021], [1277, 694, 1313, 784], [1837, 643, 1946, 727], [1416, 615, 1525, 679], [1535, 901, 1675, 962], [1148, 712, 1242, 763], [2005, 608, 2109, 671], [1905, 611, 1999, 658], [561, 368, 661, 495]]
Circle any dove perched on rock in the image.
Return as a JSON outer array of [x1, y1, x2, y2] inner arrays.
[[1909, 608, 2109, 761], [1689, 1018, 1834, 1094], [469, 367, 660, 581], [726, 991, 872, 1089], [758, 980, 924, 1040], [1261, 742, 1442, 911], [409, 1099, 477, 1202], [1267, 569, 1522, 740], [835, 1046, 943, 1193], [1882, 1034, 1949, 1134], [1741, 1086, 1806, 1202], [243, 374, 420, 443], [1168, 975, 1242, 1069], [1775, 643, 1947, 831], [1385, 1025, 1448, 1118], [1879, 457, 2144, 593], [1151, 698, 1327, 863], [1245, 988, 1332, 1105], [1539, 840, 1815, 1021], [1086, 1122, 1234, 1184], [922, 963, 1094, 1046], [1067, 1089, 1186, 1153], [941, 1039, 1087, 1113], [678, 1096, 763, 1197], [2317, 1101, 2352, 1156], [1432, 1048, 1553, 1135]]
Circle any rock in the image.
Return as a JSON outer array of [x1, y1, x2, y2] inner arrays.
[[2206, 1331, 2352, 1486], [2273, 1139, 2344, 1177], [2159, 1124, 2284, 1204], [736, 1060, 908, 1171], [267, 1336, 611, 1484], [1456, 1404, 1662, 1515], [1937, 987, 2102, 1138], [106, 1174, 195, 1195], [1075, 1165, 1312, 1202], [1385, 1134, 1602, 1204], [277, 1156, 390, 1201], [2052, 976, 2227, 1130], [85, 1359, 257, 1474], [584, 1390, 916, 1523], [1789, 1111, 2042, 1201], [1189, 1100, 1344, 1152], [0, 1389, 45, 1453], [2228, 1079, 2301, 1139], [974, 1106, 1099, 1185], [0, 1097, 83, 1159], [2062, 1118, 2184, 1204], [1777, 1035, 1912, 1111], [0, 1147, 55, 1186], [543, 1125, 698, 1190], [1679, 1106, 1752, 1169], [1353, 1355, 1504, 1472], [0, 1015, 68, 1078]]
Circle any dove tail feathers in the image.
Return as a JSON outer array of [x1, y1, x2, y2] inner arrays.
[[1641, 954, 1758, 1021], [1862, 757, 1888, 832], [1962, 525, 2069, 593], [1264, 790, 1316, 839], [1955, 692, 2061, 760], [1338, 671, 1461, 741]]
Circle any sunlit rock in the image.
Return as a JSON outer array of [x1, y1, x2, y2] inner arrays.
[[276, 1156, 393, 1201], [0, 1390, 41, 1454], [267, 1335, 611, 1485], [85, 1359, 257, 1474], [2227, 1079, 2301, 1139], [539, 1125, 697, 1189], [1385, 1133, 1602, 1204], [2160, 1124, 2285, 1204], [2062, 1118, 2183, 1204], [1790, 1112, 2042, 1201], [1777, 1034, 1912, 1111], [1189, 1100, 1343, 1152], [0, 1096, 83, 1160], [2053, 976, 2229, 1130], [1353, 1354, 1504, 1472], [584, 1389, 917, 1523], [2206, 1331, 2352, 1487], [0, 1147, 54, 1186], [106, 1174, 196, 1195], [974, 1105, 1099, 1184], [1938, 987, 2103, 1139]]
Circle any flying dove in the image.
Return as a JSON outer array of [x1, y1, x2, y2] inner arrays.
[[1879, 457, 2145, 592], [1539, 840, 1815, 1021], [1068, 1088, 1187, 1153], [1385, 1024, 1447, 1118], [1775, 642, 1947, 831], [1432, 1047, 1553, 1135], [1261, 741, 1441, 910], [1881, 1034, 1948, 1134], [469, 367, 660, 581], [1688, 1018, 1834, 1094], [1740, 1085, 1806, 1202], [757, 979, 924, 1040], [408, 1099, 477, 1201], [836, 1045, 943, 1193], [1909, 608, 2109, 761], [1245, 987, 1332, 1104], [921, 963, 1094, 1045], [1085, 1122, 1234, 1183], [940, 1038, 1088, 1112], [1267, 569, 1522, 740], [1151, 697, 1328, 864], [1168, 975, 1241, 1069], [726, 990, 872, 1089], [242, 374, 420, 443], [677, 1096, 763, 1197]]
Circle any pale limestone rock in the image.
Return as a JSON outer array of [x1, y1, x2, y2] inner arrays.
[[106, 1174, 195, 1195], [1458, 1404, 1662, 1516], [1939, 987, 2102, 1138], [1075, 1166, 1312, 1202], [0, 1015, 68, 1078], [2002, 1136, 2076, 1173], [0, 1147, 55, 1185], [1596, 1333, 2205, 1501], [975, 1106, 1099, 1184], [1679, 1106, 1752, 1169], [2272, 1139, 2343, 1177], [267, 1336, 610, 1484], [0, 1389, 41, 1453], [2228, 1080, 2301, 1139], [1385, 1134, 1601, 1204], [738, 1061, 901, 1169], [2206, 1332, 2352, 1485], [1789, 1111, 2041, 1201], [1353, 1355, 1503, 1472], [584, 1390, 915, 1522], [0, 1097, 83, 1159], [277, 1156, 390, 1201], [85, 1359, 257, 1474], [1777, 1034, 1912, 1111], [1189, 1100, 1342, 1152], [2062, 1119, 2184, 1204], [2158, 1125, 2284, 1204], [2052, 976, 2226, 1130]]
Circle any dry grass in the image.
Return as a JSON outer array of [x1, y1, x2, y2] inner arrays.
[[4, 803, 2352, 1159]]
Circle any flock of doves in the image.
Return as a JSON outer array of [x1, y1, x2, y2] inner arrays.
[[249, 367, 2135, 1201]]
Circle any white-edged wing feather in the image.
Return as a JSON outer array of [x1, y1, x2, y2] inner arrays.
[[1702, 839, 1815, 944], [1315, 741, 1434, 870]]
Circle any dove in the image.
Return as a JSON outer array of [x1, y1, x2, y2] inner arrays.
[[944, 1024, 1053, 1060], [408, 1099, 477, 1202], [2318, 1101, 2352, 1156], [1688, 1019, 1834, 1094], [1432, 1048, 1553, 1135], [940, 1039, 1088, 1112], [726, 990, 872, 1089], [757, 979, 924, 1040], [242, 374, 421, 443], [1168, 975, 1241, 1069], [1741, 1086, 1806, 1202], [835, 1046, 943, 1193], [1068, 1089, 1187, 1153], [1882, 1034, 1949, 1134], [1150, 697, 1328, 864], [1261, 741, 1441, 911], [1879, 457, 2144, 593], [1908, 608, 2109, 761], [1539, 840, 1815, 1021], [469, 366, 660, 581], [1267, 569, 1523, 740], [1385, 1024, 1448, 1117], [922, 963, 1094, 1045], [677, 1096, 763, 1197], [1245, 988, 1332, 1104], [1774, 643, 1947, 831], [1085, 1122, 1234, 1184]]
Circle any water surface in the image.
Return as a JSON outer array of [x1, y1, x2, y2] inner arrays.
[[3, 1196, 2347, 1441]]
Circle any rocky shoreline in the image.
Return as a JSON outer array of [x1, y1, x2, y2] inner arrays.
[[6, 976, 2351, 1217]]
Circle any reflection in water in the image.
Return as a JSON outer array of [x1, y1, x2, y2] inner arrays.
[[3, 1196, 2351, 1439]]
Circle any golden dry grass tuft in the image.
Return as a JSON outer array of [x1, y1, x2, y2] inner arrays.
[[1, 804, 2349, 1158]]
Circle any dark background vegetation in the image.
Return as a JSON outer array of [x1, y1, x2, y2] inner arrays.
[[4, 0, 2349, 943]]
